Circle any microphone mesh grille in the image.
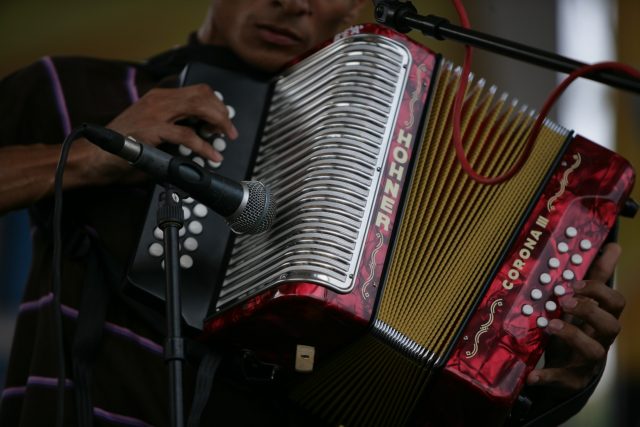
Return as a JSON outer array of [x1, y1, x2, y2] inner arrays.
[[229, 181, 276, 234]]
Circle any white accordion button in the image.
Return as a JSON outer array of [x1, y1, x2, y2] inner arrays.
[[207, 159, 222, 169], [558, 242, 569, 253], [178, 145, 192, 156], [562, 269, 575, 281], [148, 242, 164, 258], [179, 227, 187, 237], [188, 220, 203, 235], [565, 226, 578, 238], [214, 90, 223, 101], [180, 254, 194, 269], [531, 289, 543, 300], [183, 237, 199, 252], [213, 137, 227, 152], [182, 206, 192, 220], [539, 273, 552, 285], [554, 285, 566, 296], [545, 301, 558, 312], [194, 203, 208, 218], [580, 239, 593, 251], [571, 254, 584, 265], [521, 304, 534, 316], [184, 197, 194, 204], [153, 227, 164, 240], [227, 105, 236, 119], [548, 257, 560, 269], [536, 317, 549, 328], [192, 156, 205, 167]]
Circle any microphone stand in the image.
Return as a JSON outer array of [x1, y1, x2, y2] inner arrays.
[[373, 0, 640, 94], [157, 185, 186, 427]]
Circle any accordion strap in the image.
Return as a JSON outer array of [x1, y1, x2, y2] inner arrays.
[[71, 228, 117, 427], [187, 349, 223, 427], [509, 367, 604, 427]]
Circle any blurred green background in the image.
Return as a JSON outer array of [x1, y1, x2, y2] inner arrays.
[[1, 1, 638, 426]]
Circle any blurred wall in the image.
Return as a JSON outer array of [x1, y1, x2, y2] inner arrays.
[[614, 1, 640, 425], [0, 0, 210, 77]]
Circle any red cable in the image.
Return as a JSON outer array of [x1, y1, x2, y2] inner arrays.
[[450, 0, 640, 185]]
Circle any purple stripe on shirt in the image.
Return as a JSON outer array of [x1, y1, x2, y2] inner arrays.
[[0, 376, 74, 400], [1, 377, 152, 426], [102, 319, 163, 355], [27, 376, 74, 388], [0, 385, 26, 399], [19, 292, 54, 312], [94, 407, 153, 427], [19, 293, 162, 355], [40, 56, 72, 136], [60, 303, 80, 318], [126, 66, 140, 103]]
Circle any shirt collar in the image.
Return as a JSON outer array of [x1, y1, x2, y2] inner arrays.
[[142, 33, 273, 81]]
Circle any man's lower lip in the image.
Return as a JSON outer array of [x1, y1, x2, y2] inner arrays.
[[257, 28, 299, 46]]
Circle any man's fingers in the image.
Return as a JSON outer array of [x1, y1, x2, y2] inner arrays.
[[559, 295, 621, 348], [546, 317, 608, 362], [572, 279, 626, 318], [160, 124, 223, 162], [527, 367, 592, 393], [585, 242, 621, 284], [179, 84, 238, 140], [136, 85, 238, 141]]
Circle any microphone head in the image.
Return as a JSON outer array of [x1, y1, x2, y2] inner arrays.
[[228, 181, 277, 234]]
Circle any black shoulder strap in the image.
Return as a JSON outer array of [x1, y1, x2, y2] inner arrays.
[[72, 231, 118, 427], [187, 348, 223, 427], [510, 366, 604, 427]]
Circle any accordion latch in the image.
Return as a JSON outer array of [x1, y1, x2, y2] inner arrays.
[[295, 345, 316, 373], [621, 198, 639, 218]]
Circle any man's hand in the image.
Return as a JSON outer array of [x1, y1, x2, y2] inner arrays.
[[75, 83, 237, 185], [526, 242, 625, 395]]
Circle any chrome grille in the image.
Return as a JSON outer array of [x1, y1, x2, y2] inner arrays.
[[216, 34, 412, 310]]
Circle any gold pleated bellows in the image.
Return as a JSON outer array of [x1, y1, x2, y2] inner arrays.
[[292, 60, 570, 426]]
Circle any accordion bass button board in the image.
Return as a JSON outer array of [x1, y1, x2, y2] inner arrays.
[[126, 62, 272, 328], [126, 24, 636, 426]]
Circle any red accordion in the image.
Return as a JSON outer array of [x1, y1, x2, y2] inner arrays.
[[128, 24, 636, 426]]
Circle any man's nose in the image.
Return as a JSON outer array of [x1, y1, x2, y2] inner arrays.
[[277, 0, 311, 15]]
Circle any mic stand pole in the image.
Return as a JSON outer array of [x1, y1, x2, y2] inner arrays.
[[158, 185, 185, 427], [373, 1, 640, 94]]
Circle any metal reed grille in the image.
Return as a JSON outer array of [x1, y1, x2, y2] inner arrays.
[[292, 61, 570, 427], [217, 34, 412, 310], [376, 61, 569, 365]]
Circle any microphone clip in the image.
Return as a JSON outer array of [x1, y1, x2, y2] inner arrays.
[[373, 0, 417, 33], [156, 185, 185, 231]]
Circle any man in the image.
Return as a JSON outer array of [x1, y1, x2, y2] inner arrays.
[[0, 0, 626, 425]]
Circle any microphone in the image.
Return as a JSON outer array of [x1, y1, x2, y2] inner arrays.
[[80, 123, 276, 234]]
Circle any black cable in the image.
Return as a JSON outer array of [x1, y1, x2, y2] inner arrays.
[[53, 128, 85, 427]]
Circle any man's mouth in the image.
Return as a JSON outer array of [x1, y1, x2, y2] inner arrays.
[[256, 24, 303, 47]]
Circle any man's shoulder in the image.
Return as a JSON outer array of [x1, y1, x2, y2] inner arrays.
[[1, 56, 148, 103], [4, 56, 137, 81], [42, 55, 141, 80]]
